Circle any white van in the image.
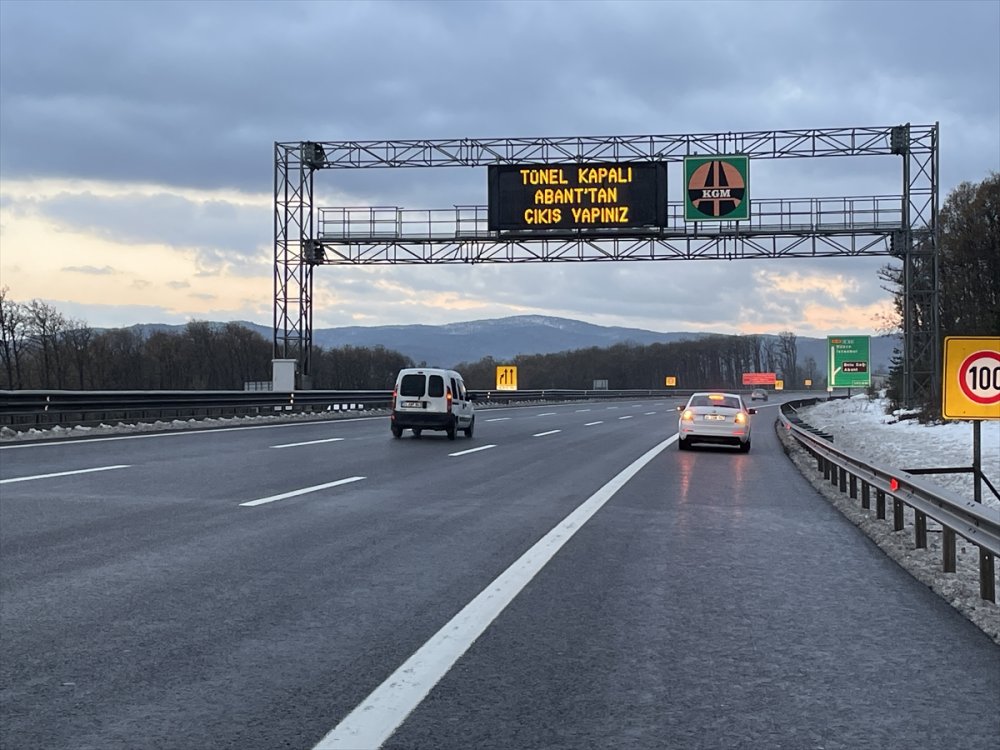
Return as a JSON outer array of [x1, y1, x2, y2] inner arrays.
[[390, 368, 475, 439]]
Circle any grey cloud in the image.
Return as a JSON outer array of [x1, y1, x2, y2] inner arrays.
[[166, 280, 191, 290], [13, 191, 270, 274], [1, 0, 996, 200], [61, 265, 117, 275]]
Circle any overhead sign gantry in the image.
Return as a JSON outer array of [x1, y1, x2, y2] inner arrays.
[[274, 124, 939, 407]]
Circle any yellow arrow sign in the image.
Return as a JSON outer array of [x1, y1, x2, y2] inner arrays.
[[496, 366, 518, 391]]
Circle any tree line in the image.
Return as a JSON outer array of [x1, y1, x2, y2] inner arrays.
[[0, 291, 411, 391], [880, 173, 999, 410], [1, 288, 815, 392], [455, 332, 816, 391]]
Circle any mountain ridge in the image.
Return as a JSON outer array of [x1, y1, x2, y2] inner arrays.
[[121, 315, 899, 373]]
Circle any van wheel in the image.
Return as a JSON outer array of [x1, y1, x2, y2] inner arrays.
[[446, 420, 457, 440], [463, 417, 474, 438], [391, 425, 402, 438], [412, 428, 422, 438]]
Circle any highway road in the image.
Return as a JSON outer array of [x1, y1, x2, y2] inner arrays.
[[1, 398, 998, 750]]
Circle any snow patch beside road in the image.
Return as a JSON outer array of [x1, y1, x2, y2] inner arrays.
[[785, 395, 1000, 643]]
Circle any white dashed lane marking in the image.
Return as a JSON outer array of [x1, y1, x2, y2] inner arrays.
[[240, 477, 365, 507], [449, 445, 497, 457], [0, 465, 131, 484], [271, 438, 344, 449]]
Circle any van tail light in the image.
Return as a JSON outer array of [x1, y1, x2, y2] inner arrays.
[[446, 387, 453, 413], [391, 388, 397, 406], [681, 409, 694, 422], [735, 412, 747, 424]]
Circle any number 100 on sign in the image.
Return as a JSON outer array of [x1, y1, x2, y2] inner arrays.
[[942, 337, 1000, 419]]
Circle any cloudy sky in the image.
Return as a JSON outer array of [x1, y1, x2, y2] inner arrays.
[[1, 0, 997, 337]]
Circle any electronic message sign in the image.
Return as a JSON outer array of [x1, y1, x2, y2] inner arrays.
[[488, 163, 667, 232]]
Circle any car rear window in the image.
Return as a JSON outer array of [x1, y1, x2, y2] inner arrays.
[[400, 374, 426, 397], [690, 395, 742, 409], [428, 375, 445, 397]]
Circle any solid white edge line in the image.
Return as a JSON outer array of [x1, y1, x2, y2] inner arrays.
[[449, 444, 497, 457], [313, 434, 677, 750], [532, 430, 561, 437], [0, 418, 385, 450], [239, 476, 365, 507], [272, 438, 345, 449], [0, 464, 131, 484]]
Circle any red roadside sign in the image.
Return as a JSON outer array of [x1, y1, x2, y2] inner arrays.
[[742, 372, 776, 386]]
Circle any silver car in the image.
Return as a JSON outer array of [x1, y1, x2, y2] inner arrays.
[[677, 392, 756, 452]]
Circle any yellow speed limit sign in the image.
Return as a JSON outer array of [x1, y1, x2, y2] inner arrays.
[[942, 336, 1000, 419]]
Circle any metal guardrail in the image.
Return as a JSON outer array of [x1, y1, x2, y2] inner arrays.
[[0, 388, 687, 431], [779, 399, 1000, 602]]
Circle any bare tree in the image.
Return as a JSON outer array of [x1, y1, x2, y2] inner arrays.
[[26, 299, 69, 388], [62, 320, 95, 389], [0, 287, 30, 389], [777, 331, 798, 387]]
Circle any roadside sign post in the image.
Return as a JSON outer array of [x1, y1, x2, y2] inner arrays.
[[941, 336, 1000, 504]]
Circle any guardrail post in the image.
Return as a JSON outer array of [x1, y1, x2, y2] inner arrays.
[[817, 453, 824, 473], [893, 498, 905, 532], [830, 465, 838, 487], [876, 489, 886, 520], [914, 511, 926, 549], [849, 474, 857, 499], [839, 469, 847, 494], [861, 481, 870, 510], [822, 457, 830, 480], [981, 549, 996, 602], [942, 528, 956, 573]]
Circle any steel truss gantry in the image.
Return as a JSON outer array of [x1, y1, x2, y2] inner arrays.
[[274, 124, 939, 404]]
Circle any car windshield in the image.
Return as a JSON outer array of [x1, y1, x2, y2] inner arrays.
[[690, 395, 742, 410]]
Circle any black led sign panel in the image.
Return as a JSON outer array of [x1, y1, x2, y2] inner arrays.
[[488, 162, 666, 232]]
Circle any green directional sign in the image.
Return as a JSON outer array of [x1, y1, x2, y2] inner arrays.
[[828, 335, 871, 388]]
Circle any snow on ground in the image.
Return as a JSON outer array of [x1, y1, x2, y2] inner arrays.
[[785, 394, 1000, 643], [798, 394, 1000, 509]]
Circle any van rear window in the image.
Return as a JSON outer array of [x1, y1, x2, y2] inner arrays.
[[428, 375, 445, 397], [400, 374, 426, 397]]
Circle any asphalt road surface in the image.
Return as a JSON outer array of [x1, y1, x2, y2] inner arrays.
[[2, 399, 998, 750]]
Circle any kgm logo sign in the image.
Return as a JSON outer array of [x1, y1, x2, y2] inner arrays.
[[684, 155, 750, 221]]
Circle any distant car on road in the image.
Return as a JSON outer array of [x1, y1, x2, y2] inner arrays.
[[750, 388, 768, 401], [677, 392, 756, 452]]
